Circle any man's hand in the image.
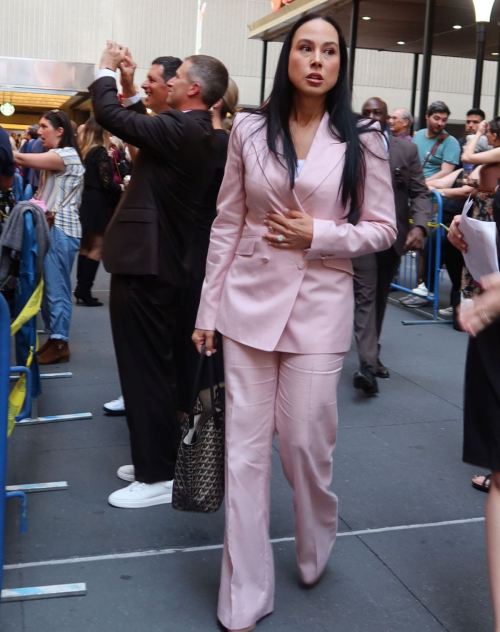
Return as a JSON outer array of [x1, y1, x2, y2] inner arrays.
[[119, 53, 138, 98], [404, 226, 425, 252], [99, 40, 128, 72], [263, 210, 313, 250]]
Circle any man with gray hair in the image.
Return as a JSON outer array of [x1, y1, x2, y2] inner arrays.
[[389, 108, 413, 141], [90, 41, 228, 509]]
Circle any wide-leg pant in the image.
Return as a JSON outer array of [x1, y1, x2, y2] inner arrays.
[[218, 337, 345, 630]]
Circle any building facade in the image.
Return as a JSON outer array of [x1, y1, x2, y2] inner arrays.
[[0, 0, 497, 129]]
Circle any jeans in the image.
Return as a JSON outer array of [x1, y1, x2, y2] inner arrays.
[[41, 226, 80, 342]]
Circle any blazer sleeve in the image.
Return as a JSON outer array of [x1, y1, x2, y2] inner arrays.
[[126, 99, 147, 115], [407, 142, 430, 233], [195, 117, 247, 331], [89, 77, 183, 156], [305, 131, 397, 260]]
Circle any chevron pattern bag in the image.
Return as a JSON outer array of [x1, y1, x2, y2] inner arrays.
[[172, 346, 225, 513]]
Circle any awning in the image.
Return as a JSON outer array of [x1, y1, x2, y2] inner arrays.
[[248, 0, 500, 61]]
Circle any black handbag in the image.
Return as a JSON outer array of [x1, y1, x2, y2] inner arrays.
[[172, 346, 225, 513]]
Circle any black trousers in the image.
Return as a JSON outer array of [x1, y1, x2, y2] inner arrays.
[[423, 229, 464, 297], [109, 274, 182, 484], [353, 246, 401, 372]]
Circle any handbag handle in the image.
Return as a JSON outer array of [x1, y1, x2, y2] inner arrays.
[[187, 344, 222, 430]]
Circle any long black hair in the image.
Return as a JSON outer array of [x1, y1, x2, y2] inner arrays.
[[41, 110, 81, 157], [254, 14, 377, 214]]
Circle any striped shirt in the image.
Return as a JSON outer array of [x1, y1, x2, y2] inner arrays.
[[38, 147, 84, 238]]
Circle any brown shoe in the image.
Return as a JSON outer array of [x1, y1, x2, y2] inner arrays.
[[37, 337, 52, 356], [38, 339, 70, 365]]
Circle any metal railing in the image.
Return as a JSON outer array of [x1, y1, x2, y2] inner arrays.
[[391, 190, 450, 325]]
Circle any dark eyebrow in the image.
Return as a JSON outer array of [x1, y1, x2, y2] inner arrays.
[[296, 38, 339, 48]]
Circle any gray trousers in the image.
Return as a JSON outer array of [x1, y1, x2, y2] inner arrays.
[[352, 247, 401, 373]]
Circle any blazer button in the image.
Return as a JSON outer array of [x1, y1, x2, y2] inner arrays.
[[261, 256, 269, 263], [297, 261, 306, 270]]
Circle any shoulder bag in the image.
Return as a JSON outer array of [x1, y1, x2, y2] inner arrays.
[[421, 132, 449, 170]]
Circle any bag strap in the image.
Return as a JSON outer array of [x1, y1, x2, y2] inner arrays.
[[207, 353, 223, 430], [34, 172, 76, 212], [187, 344, 222, 430], [422, 132, 449, 169]]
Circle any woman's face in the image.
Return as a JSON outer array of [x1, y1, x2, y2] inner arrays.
[[38, 117, 63, 149], [288, 19, 341, 100], [487, 130, 500, 147]]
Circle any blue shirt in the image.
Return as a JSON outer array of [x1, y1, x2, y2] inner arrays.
[[413, 129, 461, 178]]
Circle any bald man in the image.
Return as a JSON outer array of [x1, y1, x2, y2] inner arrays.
[[352, 97, 430, 395]]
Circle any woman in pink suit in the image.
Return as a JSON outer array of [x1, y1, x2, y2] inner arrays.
[[193, 15, 396, 632]]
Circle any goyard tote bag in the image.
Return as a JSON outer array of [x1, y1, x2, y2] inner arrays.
[[172, 346, 225, 513]]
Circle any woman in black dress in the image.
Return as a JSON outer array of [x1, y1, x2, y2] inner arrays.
[[174, 78, 239, 416], [75, 117, 123, 306], [449, 185, 500, 630]]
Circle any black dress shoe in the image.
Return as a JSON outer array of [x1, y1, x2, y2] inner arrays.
[[375, 364, 390, 379], [353, 369, 379, 395]]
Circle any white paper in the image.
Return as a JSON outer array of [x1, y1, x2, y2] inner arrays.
[[460, 197, 499, 283]]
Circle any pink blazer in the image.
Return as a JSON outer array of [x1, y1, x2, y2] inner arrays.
[[196, 113, 397, 354]]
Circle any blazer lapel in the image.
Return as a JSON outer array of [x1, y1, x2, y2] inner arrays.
[[292, 113, 346, 210], [251, 136, 298, 209], [250, 113, 347, 213]]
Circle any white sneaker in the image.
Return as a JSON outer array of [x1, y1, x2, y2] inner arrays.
[[438, 306, 454, 317], [412, 282, 429, 297], [108, 480, 173, 508], [117, 464, 135, 482], [103, 395, 125, 416]]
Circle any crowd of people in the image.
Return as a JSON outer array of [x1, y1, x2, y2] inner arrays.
[[1, 13, 500, 632]]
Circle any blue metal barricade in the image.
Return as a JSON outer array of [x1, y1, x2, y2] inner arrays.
[[0, 292, 30, 600], [391, 190, 449, 325]]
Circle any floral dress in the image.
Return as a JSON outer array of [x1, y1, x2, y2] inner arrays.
[[461, 190, 495, 298]]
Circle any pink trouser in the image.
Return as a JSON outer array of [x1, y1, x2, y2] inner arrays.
[[218, 337, 345, 630]]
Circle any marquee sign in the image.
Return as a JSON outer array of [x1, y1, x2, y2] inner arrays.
[[272, 0, 296, 11]]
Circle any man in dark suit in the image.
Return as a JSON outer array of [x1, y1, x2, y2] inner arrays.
[[102, 55, 182, 417], [89, 41, 228, 508], [352, 97, 430, 395]]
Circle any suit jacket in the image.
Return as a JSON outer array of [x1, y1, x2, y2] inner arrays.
[[195, 113, 397, 353], [88, 77, 217, 286], [387, 135, 429, 256]]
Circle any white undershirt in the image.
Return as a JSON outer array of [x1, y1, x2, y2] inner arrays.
[[296, 159, 305, 177]]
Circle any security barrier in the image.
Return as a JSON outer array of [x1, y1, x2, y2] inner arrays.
[[390, 190, 451, 325], [0, 211, 87, 603], [11, 211, 92, 425]]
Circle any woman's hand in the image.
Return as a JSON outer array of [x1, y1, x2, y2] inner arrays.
[[478, 120, 489, 135], [263, 210, 313, 250], [447, 215, 468, 253], [459, 272, 500, 336], [192, 329, 217, 355]]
